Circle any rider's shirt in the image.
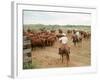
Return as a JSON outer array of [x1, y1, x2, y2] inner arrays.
[[59, 36, 68, 44], [76, 31, 80, 38]]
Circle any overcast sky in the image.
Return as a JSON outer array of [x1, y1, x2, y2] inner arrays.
[[23, 10, 91, 25]]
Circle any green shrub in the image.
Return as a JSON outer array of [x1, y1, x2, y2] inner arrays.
[[23, 60, 39, 69], [23, 62, 33, 69]]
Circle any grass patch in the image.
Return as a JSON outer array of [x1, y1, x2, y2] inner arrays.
[[23, 60, 40, 69], [23, 62, 33, 69]]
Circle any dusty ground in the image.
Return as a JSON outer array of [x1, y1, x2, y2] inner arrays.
[[31, 36, 91, 68]]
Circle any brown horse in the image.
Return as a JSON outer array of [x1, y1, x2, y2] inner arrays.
[[58, 46, 70, 66]]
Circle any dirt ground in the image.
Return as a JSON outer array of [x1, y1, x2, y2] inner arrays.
[[31, 35, 91, 68]]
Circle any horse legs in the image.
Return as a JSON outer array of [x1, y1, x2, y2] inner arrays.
[[65, 54, 70, 66], [62, 54, 64, 63]]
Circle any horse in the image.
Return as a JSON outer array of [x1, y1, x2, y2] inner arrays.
[[58, 45, 70, 66], [72, 33, 82, 46]]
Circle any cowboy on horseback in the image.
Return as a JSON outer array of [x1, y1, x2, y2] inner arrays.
[[76, 31, 82, 40], [76, 31, 81, 40], [72, 31, 82, 46], [58, 32, 70, 66]]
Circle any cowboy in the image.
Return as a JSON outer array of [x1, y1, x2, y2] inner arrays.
[[58, 33, 70, 65], [76, 31, 81, 40], [59, 33, 70, 53]]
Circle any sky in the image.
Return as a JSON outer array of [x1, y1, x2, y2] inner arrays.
[[23, 10, 91, 25]]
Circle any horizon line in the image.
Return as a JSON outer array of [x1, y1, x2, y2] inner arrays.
[[23, 24, 91, 26]]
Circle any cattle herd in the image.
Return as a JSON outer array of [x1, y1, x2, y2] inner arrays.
[[23, 28, 91, 49], [23, 29, 57, 50], [67, 29, 91, 39]]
